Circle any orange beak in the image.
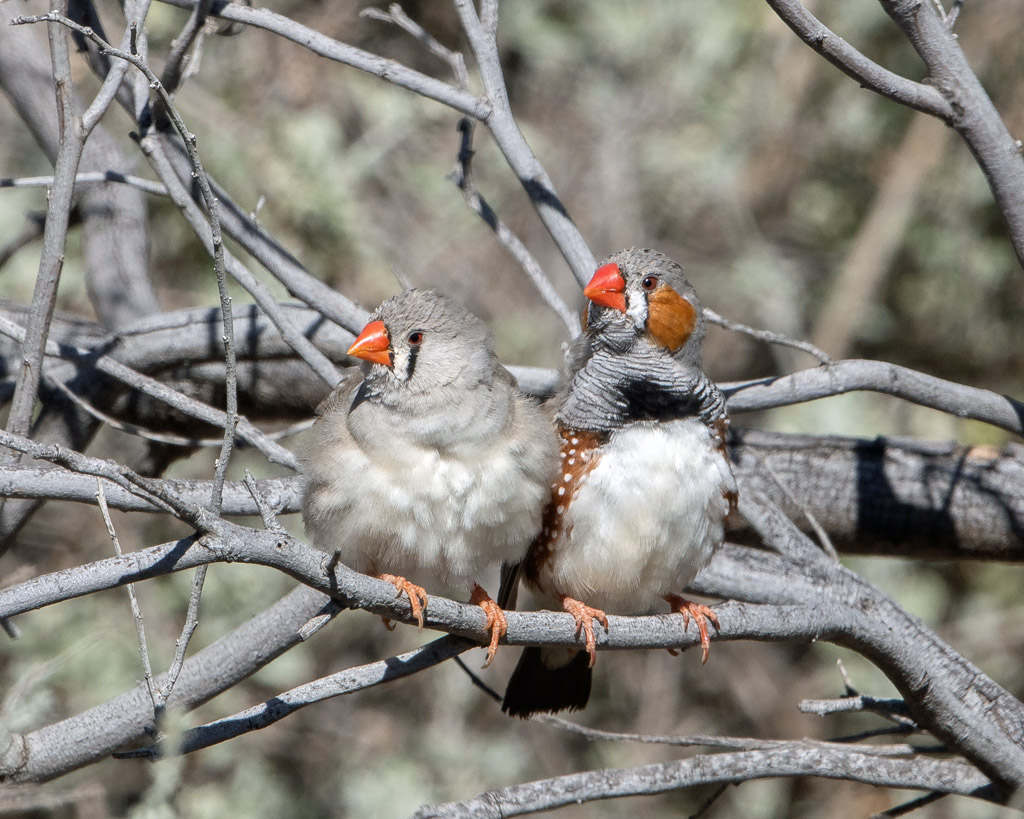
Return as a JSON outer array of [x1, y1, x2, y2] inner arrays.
[[583, 263, 627, 313], [347, 320, 391, 366]]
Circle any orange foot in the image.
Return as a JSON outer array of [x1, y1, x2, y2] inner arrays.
[[560, 595, 609, 668], [377, 573, 429, 631], [664, 594, 719, 664], [470, 583, 508, 669]]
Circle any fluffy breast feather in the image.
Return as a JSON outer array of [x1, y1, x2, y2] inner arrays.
[[542, 418, 734, 613], [302, 386, 555, 590]]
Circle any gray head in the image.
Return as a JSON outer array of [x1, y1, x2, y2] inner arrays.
[[582, 247, 705, 369], [347, 289, 497, 398]]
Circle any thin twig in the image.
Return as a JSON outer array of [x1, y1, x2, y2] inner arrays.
[[723, 359, 1024, 438], [121, 635, 474, 758], [829, 725, 923, 745], [243, 469, 285, 533], [870, 791, 948, 818], [452, 654, 503, 703], [0, 172, 168, 196], [361, 3, 469, 88], [155, 0, 487, 118], [800, 694, 917, 728], [763, 0, 954, 121], [96, 479, 158, 710], [690, 783, 730, 819], [413, 747, 994, 817], [704, 308, 831, 365], [141, 136, 342, 386], [448, 118, 580, 336], [156, 564, 208, 711], [154, 0, 213, 126], [0, 312, 300, 470], [46, 375, 231, 449], [4, 1, 83, 462], [453, 0, 597, 284], [0, 428, 214, 530], [0, 465, 301, 516], [531, 719, 922, 757], [762, 457, 838, 560], [362, 6, 578, 335]]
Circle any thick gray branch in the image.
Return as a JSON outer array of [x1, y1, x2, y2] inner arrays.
[[0, 466, 300, 515], [724, 359, 1024, 437], [3, 511, 1023, 790], [414, 746, 995, 818], [728, 429, 1024, 560], [0, 584, 338, 783]]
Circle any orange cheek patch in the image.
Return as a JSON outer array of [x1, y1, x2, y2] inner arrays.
[[647, 287, 697, 353]]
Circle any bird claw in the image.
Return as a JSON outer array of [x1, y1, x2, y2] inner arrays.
[[560, 596, 608, 668], [470, 583, 507, 668], [378, 573, 429, 630], [664, 594, 719, 664]]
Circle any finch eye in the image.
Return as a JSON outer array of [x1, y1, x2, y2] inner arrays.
[[641, 276, 658, 291], [407, 331, 424, 345]]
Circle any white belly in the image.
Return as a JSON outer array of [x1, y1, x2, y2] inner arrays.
[[545, 419, 734, 613], [308, 437, 547, 590]]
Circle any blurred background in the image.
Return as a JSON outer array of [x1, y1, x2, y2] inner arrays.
[[2, 1, 1024, 816]]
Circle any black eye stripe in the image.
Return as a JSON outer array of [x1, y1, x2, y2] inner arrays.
[[405, 344, 419, 380]]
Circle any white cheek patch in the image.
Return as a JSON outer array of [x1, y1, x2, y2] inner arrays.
[[626, 282, 648, 329], [391, 347, 411, 381]]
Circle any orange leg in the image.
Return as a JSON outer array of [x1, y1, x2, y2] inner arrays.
[[560, 595, 609, 668], [377, 573, 429, 631], [664, 594, 719, 664], [470, 584, 508, 668]]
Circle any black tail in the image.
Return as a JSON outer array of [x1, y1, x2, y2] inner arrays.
[[501, 646, 592, 718]]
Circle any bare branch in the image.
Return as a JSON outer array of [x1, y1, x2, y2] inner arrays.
[[0, 429, 209, 528], [139, 135, 342, 387], [4, 504, 1024, 790], [155, 0, 213, 122], [413, 746, 997, 817], [878, 0, 1024, 267], [0, 584, 338, 783], [0, 313, 300, 470], [532, 719, 924, 757], [157, 564, 208, 710], [724, 359, 1024, 438], [243, 469, 285, 534], [0, 466, 300, 515], [0, 0, 159, 329], [704, 308, 831, 365], [800, 694, 917, 727], [0, 171, 168, 196], [126, 635, 472, 758], [4, 0, 84, 456], [155, 0, 488, 118], [449, 118, 580, 336], [870, 791, 948, 819], [95, 479, 158, 710], [453, 0, 596, 284], [764, 0, 954, 120], [361, 3, 469, 88]]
